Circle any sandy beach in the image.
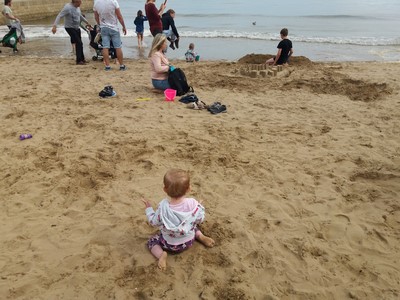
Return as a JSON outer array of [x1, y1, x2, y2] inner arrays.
[[0, 49, 399, 299]]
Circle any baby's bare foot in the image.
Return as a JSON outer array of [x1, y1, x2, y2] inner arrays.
[[158, 251, 168, 270], [198, 234, 215, 248]]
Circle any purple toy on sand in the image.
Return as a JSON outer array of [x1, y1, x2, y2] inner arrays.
[[19, 134, 32, 140]]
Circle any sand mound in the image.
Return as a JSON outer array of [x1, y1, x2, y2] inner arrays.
[[238, 53, 313, 67], [285, 69, 392, 102]]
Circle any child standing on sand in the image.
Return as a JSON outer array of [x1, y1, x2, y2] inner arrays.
[[266, 28, 293, 65], [142, 169, 215, 270]]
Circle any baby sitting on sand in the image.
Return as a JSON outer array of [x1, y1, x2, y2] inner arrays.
[[142, 169, 215, 270], [185, 43, 199, 62]]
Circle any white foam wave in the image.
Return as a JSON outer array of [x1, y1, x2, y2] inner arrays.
[[180, 31, 400, 46], [2, 26, 399, 46]]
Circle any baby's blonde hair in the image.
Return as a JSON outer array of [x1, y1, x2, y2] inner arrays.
[[163, 169, 190, 198]]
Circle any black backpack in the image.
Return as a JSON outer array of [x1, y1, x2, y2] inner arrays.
[[168, 68, 194, 96]]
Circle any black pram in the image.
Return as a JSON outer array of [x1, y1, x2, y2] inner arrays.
[[89, 25, 116, 61]]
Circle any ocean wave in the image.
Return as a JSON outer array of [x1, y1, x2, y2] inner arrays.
[[2, 26, 399, 46], [178, 13, 385, 20], [180, 30, 400, 46], [301, 14, 375, 20], [292, 36, 400, 46]]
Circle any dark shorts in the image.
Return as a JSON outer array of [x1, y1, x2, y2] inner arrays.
[[147, 233, 195, 253]]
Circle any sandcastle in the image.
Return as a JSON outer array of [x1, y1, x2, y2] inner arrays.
[[235, 64, 285, 78]]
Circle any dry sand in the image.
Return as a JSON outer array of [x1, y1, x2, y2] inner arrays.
[[0, 51, 399, 300]]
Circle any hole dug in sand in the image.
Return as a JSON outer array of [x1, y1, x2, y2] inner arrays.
[[286, 71, 392, 102]]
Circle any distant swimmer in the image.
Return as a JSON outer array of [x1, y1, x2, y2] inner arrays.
[[252, 21, 256, 26]]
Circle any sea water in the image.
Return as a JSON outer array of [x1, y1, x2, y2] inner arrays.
[[1, 0, 399, 61]]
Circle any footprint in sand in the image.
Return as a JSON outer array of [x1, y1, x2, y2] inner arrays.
[[321, 214, 365, 246]]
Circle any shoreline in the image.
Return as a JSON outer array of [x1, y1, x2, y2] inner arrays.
[[1, 33, 399, 62]]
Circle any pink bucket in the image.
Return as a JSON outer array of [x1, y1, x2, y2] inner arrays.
[[164, 89, 177, 101]]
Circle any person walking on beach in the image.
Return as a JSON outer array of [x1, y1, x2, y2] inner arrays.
[[134, 10, 147, 48], [148, 33, 171, 91], [94, 0, 127, 71], [145, 0, 166, 37], [52, 0, 91, 65], [162, 9, 179, 50], [2, 0, 19, 29], [142, 169, 215, 270], [266, 28, 293, 66]]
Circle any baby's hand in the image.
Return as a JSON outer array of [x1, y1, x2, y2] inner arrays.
[[142, 199, 152, 208]]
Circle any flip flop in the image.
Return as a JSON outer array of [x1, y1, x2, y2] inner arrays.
[[196, 100, 207, 110]]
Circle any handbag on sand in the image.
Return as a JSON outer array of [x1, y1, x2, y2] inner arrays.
[[168, 68, 194, 96]]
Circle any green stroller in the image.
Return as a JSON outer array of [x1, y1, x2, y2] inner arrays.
[[0, 21, 25, 53]]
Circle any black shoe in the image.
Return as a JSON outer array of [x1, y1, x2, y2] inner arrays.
[[99, 85, 115, 98], [169, 42, 175, 50], [208, 102, 226, 114], [175, 39, 179, 49]]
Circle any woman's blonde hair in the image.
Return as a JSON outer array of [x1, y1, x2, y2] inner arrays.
[[163, 169, 190, 198], [148, 33, 167, 58]]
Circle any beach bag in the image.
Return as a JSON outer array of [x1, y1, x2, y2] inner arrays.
[[168, 68, 194, 96]]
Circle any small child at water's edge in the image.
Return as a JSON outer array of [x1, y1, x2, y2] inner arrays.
[[185, 43, 199, 62], [142, 169, 215, 270], [134, 10, 148, 48]]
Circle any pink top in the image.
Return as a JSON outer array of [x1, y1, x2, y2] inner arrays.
[[169, 198, 198, 212], [149, 51, 169, 80]]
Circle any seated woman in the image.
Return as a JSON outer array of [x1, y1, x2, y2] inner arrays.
[[148, 33, 171, 91]]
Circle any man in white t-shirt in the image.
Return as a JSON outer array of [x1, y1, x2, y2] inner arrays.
[[93, 0, 127, 71], [2, 0, 19, 29]]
